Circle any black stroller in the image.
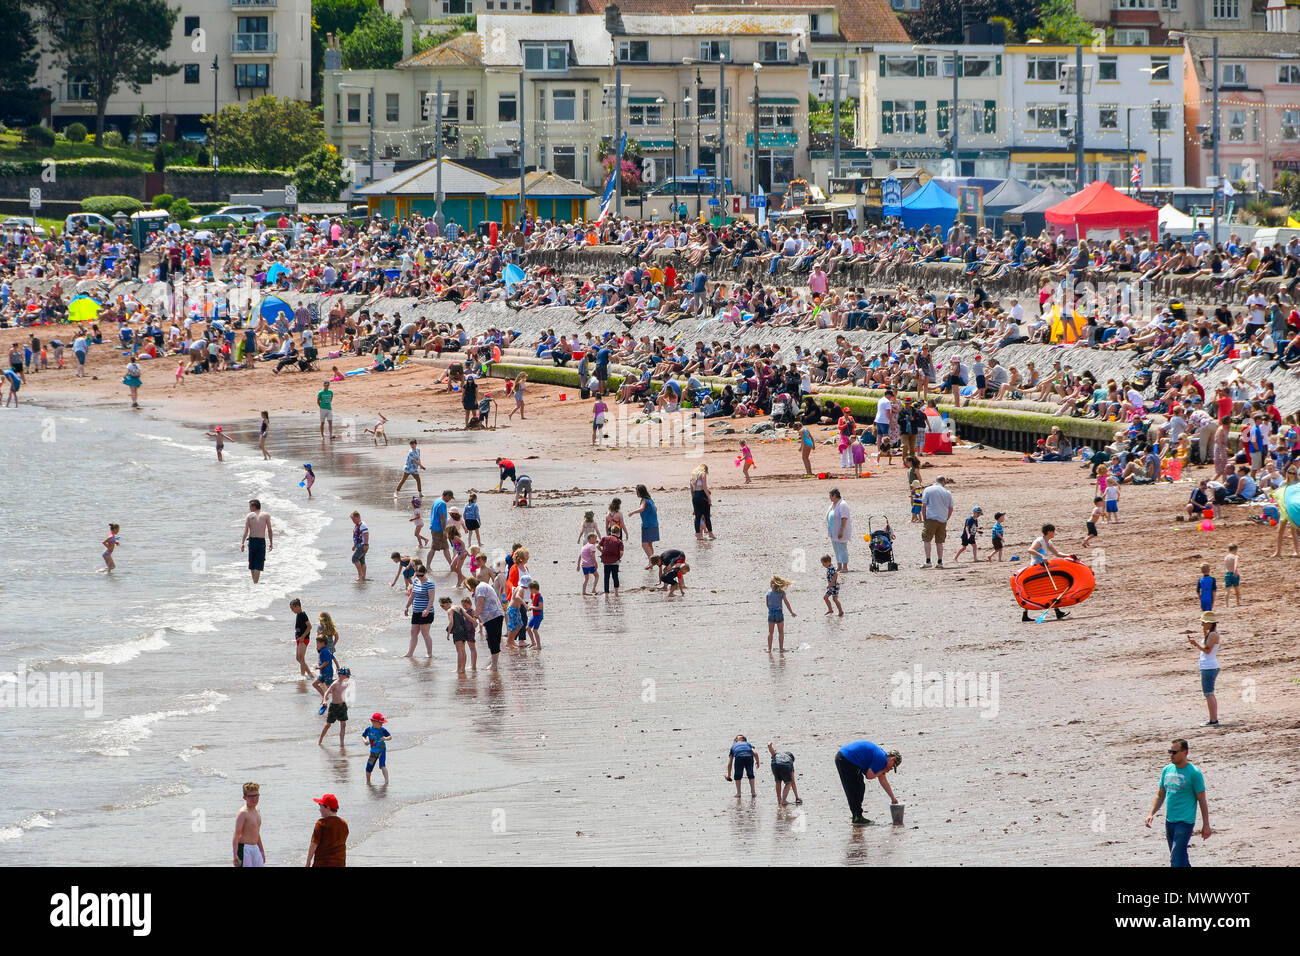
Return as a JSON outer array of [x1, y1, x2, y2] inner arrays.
[[868, 516, 898, 572]]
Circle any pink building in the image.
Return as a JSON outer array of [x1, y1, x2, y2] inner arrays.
[[1183, 32, 1300, 190]]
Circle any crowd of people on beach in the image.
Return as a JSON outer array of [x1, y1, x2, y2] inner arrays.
[[14, 204, 1298, 868]]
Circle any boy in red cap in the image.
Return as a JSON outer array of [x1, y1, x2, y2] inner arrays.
[[307, 794, 348, 867], [362, 713, 392, 784]]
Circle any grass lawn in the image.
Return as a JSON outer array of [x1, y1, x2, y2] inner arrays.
[[0, 130, 154, 165]]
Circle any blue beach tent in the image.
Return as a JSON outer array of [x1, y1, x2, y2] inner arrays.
[[899, 180, 958, 231]]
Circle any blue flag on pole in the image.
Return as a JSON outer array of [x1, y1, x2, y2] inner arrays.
[[597, 133, 627, 223]]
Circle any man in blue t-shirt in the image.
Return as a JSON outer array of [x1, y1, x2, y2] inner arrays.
[[725, 734, 760, 798], [834, 739, 901, 825], [428, 490, 454, 569], [1145, 738, 1211, 866]]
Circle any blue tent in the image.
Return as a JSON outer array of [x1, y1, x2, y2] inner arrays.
[[258, 295, 293, 325], [900, 180, 958, 231]]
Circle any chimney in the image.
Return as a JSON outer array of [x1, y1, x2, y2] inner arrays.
[[605, 3, 622, 35], [401, 7, 414, 61], [324, 33, 342, 71]]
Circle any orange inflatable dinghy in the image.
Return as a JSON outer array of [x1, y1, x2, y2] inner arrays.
[[1010, 558, 1096, 611]]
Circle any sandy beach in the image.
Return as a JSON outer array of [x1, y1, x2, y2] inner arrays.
[[6, 331, 1299, 866]]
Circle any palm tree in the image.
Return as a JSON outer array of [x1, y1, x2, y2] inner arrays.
[[130, 106, 154, 147]]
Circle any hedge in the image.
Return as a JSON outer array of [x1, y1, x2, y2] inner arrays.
[[165, 165, 291, 177], [191, 201, 222, 215], [24, 125, 55, 148], [483, 363, 1117, 442], [151, 194, 175, 209], [81, 195, 144, 217], [0, 157, 149, 178]]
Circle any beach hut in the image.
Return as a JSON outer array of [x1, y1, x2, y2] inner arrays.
[[489, 170, 597, 229], [356, 158, 511, 230], [899, 179, 958, 231], [1001, 186, 1069, 237], [1044, 180, 1158, 242]]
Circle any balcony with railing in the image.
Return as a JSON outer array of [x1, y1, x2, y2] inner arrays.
[[232, 32, 277, 54]]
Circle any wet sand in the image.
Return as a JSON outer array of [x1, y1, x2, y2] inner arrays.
[[17, 338, 1300, 865]]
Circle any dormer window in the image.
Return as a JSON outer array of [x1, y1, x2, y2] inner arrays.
[[523, 41, 569, 72]]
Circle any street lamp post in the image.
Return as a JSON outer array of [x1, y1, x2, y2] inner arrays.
[[210, 56, 219, 179], [1211, 35, 1221, 246], [1154, 99, 1165, 187], [694, 68, 702, 220], [680, 95, 690, 218], [751, 63, 761, 197], [339, 82, 376, 183], [434, 80, 445, 228]]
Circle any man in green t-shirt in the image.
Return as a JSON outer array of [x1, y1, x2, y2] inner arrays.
[[317, 381, 335, 440], [1145, 737, 1211, 867]]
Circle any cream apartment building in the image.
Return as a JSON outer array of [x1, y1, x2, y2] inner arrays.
[[323, 9, 812, 191], [39, 0, 313, 141]]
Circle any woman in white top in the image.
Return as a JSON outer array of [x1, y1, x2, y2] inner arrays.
[[1187, 612, 1220, 726]]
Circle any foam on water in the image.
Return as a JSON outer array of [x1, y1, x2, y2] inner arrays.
[[80, 691, 229, 757]]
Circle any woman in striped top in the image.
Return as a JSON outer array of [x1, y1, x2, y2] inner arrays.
[[403, 565, 435, 658]]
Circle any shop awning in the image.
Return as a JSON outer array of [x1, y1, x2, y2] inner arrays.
[[759, 95, 800, 105], [746, 132, 798, 148]]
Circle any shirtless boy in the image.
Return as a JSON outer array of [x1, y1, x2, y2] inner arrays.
[[241, 499, 273, 583], [232, 782, 266, 867]]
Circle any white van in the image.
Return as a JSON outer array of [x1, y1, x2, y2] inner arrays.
[[1251, 227, 1300, 249]]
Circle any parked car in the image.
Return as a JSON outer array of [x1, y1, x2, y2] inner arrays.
[[188, 214, 241, 229], [1, 216, 48, 238], [347, 204, 371, 220], [64, 212, 116, 236], [254, 210, 292, 224], [215, 204, 267, 222]]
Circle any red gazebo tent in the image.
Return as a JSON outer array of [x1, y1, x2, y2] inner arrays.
[[1043, 181, 1158, 242]]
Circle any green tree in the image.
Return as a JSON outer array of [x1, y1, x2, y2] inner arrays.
[[1029, 0, 1096, 44], [293, 144, 348, 202], [208, 96, 327, 170], [0, 0, 40, 125], [904, 0, 1055, 45], [311, 0, 380, 104], [341, 8, 432, 70], [36, 0, 178, 146]]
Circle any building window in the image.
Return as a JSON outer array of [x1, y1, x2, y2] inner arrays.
[[1227, 109, 1247, 142], [1280, 65, 1300, 85], [184, 64, 200, 84], [1111, 0, 1153, 7], [758, 104, 794, 130], [66, 74, 93, 101], [442, 0, 472, 12], [583, 144, 590, 182], [1211, 0, 1239, 19], [971, 100, 996, 134], [699, 40, 730, 62], [386, 93, 399, 123], [346, 92, 362, 123], [1153, 158, 1171, 185], [1282, 109, 1300, 141], [1148, 57, 1171, 81], [1113, 29, 1148, 45], [758, 41, 787, 63], [581, 88, 588, 121], [1016, 161, 1076, 183], [553, 89, 576, 121], [617, 40, 649, 62], [236, 64, 269, 89], [1099, 105, 1118, 130], [882, 55, 920, 78], [419, 90, 429, 121], [1027, 103, 1068, 130], [880, 100, 926, 135], [628, 103, 663, 126], [184, 16, 200, 36], [1098, 56, 1117, 81], [1221, 64, 1246, 86], [537, 88, 545, 121], [695, 88, 730, 122], [442, 90, 458, 120], [962, 56, 995, 78], [1026, 56, 1062, 81], [809, 14, 821, 33], [466, 91, 476, 122], [1151, 104, 1170, 131], [552, 145, 576, 179], [498, 92, 517, 122], [523, 41, 568, 72]]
